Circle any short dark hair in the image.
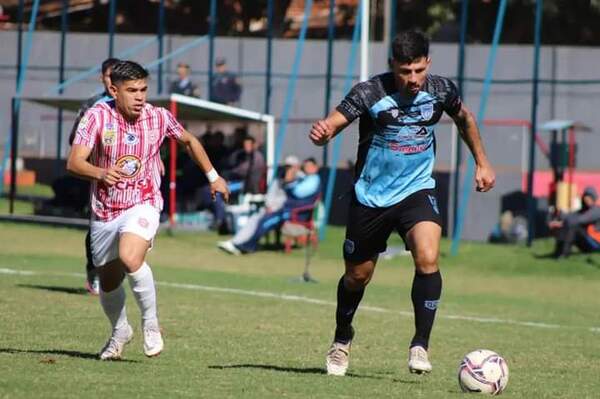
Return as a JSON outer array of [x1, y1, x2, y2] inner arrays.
[[391, 30, 429, 64], [243, 136, 256, 143], [304, 157, 317, 165], [101, 58, 120, 74], [110, 60, 149, 85]]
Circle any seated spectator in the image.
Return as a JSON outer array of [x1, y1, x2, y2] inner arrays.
[[549, 186, 600, 258], [222, 136, 265, 194], [218, 157, 320, 255], [210, 57, 241, 105], [170, 62, 200, 97]]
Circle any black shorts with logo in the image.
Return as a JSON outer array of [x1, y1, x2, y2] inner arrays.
[[343, 189, 442, 262]]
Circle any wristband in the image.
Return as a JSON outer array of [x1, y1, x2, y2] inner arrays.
[[206, 168, 219, 183]]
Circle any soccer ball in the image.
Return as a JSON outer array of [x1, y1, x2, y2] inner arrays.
[[458, 349, 509, 395]]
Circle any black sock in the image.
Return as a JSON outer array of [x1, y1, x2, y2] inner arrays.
[[410, 270, 442, 349], [334, 276, 364, 344]]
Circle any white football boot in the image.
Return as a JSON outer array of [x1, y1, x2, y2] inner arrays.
[[99, 324, 133, 360], [408, 345, 432, 374], [326, 341, 352, 376]]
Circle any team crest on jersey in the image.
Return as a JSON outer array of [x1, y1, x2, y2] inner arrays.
[[116, 155, 142, 178], [148, 129, 160, 144], [343, 239, 355, 255], [124, 132, 139, 146], [420, 103, 434, 120], [102, 123, 116, 146]]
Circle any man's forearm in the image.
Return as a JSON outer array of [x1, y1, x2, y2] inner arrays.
[[66, 158, 104, 182], [456, 113, 490, 165]]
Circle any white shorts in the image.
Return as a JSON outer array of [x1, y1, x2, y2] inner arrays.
[[90, 204, 160, 267]]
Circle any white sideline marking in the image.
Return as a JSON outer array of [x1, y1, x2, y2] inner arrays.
[[2, 267, 598, 333]]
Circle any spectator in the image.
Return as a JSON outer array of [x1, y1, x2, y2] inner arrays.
[[223, 136, 265, 194], [170, 62, 199, 97], [549, 186, 600, 258], [210, 57, 242, 105], [218, 157, 321, 255]]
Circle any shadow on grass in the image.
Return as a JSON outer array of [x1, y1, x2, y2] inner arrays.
[[17, 284, 89, 296], [208, 364, 417, 382], [0, 348, 139, 363]]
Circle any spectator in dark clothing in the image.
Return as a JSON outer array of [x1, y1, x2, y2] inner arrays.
[[549, 186, 600, 258], [223, 136, 265, 194], [218, 157, 321, 255], [210, 57, 241, 105], [170, 62, 199, 97]]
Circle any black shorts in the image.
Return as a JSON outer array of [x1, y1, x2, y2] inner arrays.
[[343, 189, 442, 262]]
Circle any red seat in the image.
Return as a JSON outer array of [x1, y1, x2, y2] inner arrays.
[[281, 200, 319, 254]]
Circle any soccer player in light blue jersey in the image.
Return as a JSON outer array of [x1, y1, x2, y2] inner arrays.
[[309, 30, 496, 376]]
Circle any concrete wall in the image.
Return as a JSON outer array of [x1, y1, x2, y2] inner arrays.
[[1, 31, 600, 240]]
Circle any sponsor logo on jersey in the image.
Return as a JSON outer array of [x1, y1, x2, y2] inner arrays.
[[124, 132, 139, 145], [102, 123, 116, 146], [420, 102, 434, 120], [138, 217, 149, 229], [116, 155, 142, 178]]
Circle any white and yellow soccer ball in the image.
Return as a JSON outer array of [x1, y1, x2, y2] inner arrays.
[[458, 349, 509, 395]]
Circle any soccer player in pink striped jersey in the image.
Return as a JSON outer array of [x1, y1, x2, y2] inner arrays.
[[67, 60, 229, 360]]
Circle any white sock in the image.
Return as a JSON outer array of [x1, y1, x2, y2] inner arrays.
[[127, 262, 158, 328], [99, 284, 129, 336]]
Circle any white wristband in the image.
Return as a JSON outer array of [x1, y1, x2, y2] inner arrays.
[[206, 168, 219, 183]]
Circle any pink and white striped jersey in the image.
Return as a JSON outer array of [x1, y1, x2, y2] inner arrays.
[[73, 100, 183, 221]]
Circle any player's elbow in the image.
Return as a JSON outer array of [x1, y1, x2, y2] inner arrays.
[[66, 155, 81, 175]]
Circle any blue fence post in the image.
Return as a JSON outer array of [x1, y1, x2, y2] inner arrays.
[[451, 0, 508, 255]]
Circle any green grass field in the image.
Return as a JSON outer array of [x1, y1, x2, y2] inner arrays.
[[1, 221, 599, 398]]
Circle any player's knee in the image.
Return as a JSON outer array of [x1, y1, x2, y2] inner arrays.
[[413, 247, 438, 273], [345, 269, 372, 288], [119, 251, 144, 272]]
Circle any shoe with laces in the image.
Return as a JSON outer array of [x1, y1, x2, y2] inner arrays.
[[218, 240, 241, 256], [326, 341, 352, 376], [99, 324, 133, 360], [408, 345, 432, 374], [143, 322, 164, 357]]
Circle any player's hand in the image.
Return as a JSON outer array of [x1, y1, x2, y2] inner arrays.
[[210, 177, 230, 203], [310, 119, 333, 146], [475, 162, 496, 192], [99, 165, 123, 186]]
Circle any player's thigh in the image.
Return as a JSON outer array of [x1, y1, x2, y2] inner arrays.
[[343, 197, 394, 265], [90, 217, 121, 268], [406, 221, 441, 272], [395, 189, 442, 272], [118, 204, 160, 272]]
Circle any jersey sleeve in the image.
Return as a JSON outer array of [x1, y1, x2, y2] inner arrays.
[[72, 109, 99, 148], [163, 108, 184, 139], [440, 77, 462, 117], [336, 81, 370, 123]]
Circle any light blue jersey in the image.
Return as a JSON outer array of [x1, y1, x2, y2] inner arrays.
[[336, 73, 462, 208]]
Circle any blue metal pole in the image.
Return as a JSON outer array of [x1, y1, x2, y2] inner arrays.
[[451, 0, 469, 239], [0, 0, 24, 196], [157, 0, 165, 95], [320, 0, 362, 241], [56, 0, 68, 176], [264, 0, 274, 114], [322, 0, 335, 168], [450, 0, 508, 255], [208, 0, 217, 101], [270, 0, 313, 182], [526, 0, 544, 246], [9, 0, 41, 213], [108, 0, 116, 57]]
